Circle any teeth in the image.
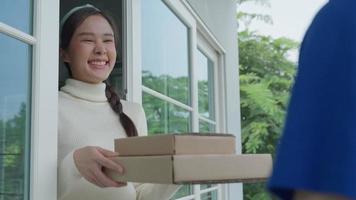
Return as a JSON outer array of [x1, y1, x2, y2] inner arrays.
[[89, 61, 107, 65]]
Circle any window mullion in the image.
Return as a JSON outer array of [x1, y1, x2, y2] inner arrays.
[[190, 26, 199, 133], [193, 185, 201, 200], [0, 22, 36, 44]]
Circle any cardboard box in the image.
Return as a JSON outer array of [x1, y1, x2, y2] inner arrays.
[[105, 154, 272, 184], [115, 134, 236, 156]]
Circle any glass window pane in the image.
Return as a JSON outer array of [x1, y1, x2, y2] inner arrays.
[[201, 190, 218, 200], [0, 0, 33, 34], [201, 184, 217, 190], [199, 120, 215, 133], [0, 34, 32, 200], [141, 0, 190, 105], [197, 49, 215, 120], [170, 185, 193, 199], [143, 93, 191, 135]]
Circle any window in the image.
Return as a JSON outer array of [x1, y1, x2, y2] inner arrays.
[[0, 33, 32, 200], [140, 0, 224, 199], [1, 1, 59, 199], [141, 0, 191, 135], [0, 1, 33, 199], [141, 1, 194, 197], [0, 1, 33, 34], [197, 48, 216, 132], [196, 43, 220, 200]]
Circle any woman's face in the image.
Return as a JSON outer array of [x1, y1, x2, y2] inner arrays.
[[61, 15, 117, 84]]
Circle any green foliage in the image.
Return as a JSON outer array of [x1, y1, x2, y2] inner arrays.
[[237, 0, 272, 29], [239, 30, 298, 200], [142, 71, 189, 105], [237, 2, 298, 199], [237, 12, 273, 29], [142, 71, 192, 135], [0, 103, 27, 195], [239, 30, 298, 153], [244, 183, 273, 200], [142, 71, 212, 136]]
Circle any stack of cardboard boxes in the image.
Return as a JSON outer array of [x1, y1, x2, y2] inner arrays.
[[106, 133, 272, 184]]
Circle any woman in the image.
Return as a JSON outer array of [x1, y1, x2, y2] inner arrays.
[[58, 4, 180, 200]]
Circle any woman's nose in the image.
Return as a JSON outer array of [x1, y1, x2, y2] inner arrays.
[[94, 42, 106, 55]]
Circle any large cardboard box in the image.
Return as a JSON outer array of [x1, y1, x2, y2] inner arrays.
[[105, 154, 272, 184], [115, 134, 236, 156]]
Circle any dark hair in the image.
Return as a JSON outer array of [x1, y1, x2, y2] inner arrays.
[[60, 6, 138, 137]]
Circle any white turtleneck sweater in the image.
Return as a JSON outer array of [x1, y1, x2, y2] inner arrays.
[[58, 79, 180, 200]]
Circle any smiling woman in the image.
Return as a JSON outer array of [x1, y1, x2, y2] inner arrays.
[[60, 14, 117, 84], [57, 4, 180, 200], [59, 1, 125, 96]]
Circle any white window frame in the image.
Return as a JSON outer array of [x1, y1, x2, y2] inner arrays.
[[125, 0, 234, 199], [125, 0, 142, 103], [196, 33, 224, 200], [1, 0, 61, 199], [1, 0, 59, 200], [32, 0, 59, 199], [197, 32, 220, 130]]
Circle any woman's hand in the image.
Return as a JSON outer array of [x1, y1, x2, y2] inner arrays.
[[73, 146, 126, 188]]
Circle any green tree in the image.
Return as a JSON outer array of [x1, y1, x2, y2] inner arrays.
[[237, 1, 299, 199], [237, 0, 273, 30], [239, 30, 298, 200], [142, 71, 191, 135], [239, 31, 298, 154], [0, 103, 28, 198]]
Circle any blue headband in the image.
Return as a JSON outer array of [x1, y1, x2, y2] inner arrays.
[[60, 4, 100, 30]]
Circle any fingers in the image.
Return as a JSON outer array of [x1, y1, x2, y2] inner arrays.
[[95, 147, 124, 174], [92, 147, 125, 187], [97, 147, 119, 157], [74, 146, 127, 188], [96, 155, 124, 174], [93, 169, 117, 187], [85, 166, 126, 188], [94, 148, 126, 187]]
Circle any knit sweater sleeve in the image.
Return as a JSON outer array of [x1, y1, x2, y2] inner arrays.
[[134, 183, 180, 200], [133, 104, 181, 200], [57, 93, 83, 200], [58, 150, 82, 199]]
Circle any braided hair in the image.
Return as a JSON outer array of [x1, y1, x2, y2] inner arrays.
[[105, 81, 138, 137], [60, 5, 138, 137]]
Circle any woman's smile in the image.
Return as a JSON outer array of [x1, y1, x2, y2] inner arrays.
[[88, 59, 109, 69]]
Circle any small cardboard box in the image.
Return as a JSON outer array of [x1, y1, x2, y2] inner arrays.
[[115, 134, 236, 156], [105, 154, 272, 184]]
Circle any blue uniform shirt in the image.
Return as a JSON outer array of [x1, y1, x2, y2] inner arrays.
[[268, 0, 356, 199]]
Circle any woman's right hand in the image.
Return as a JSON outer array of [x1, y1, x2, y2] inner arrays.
[[73, 146, 126, 188]]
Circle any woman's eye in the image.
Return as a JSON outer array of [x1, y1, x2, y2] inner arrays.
[[82, 39, 94, 42], [104, 39, 113, 43]]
